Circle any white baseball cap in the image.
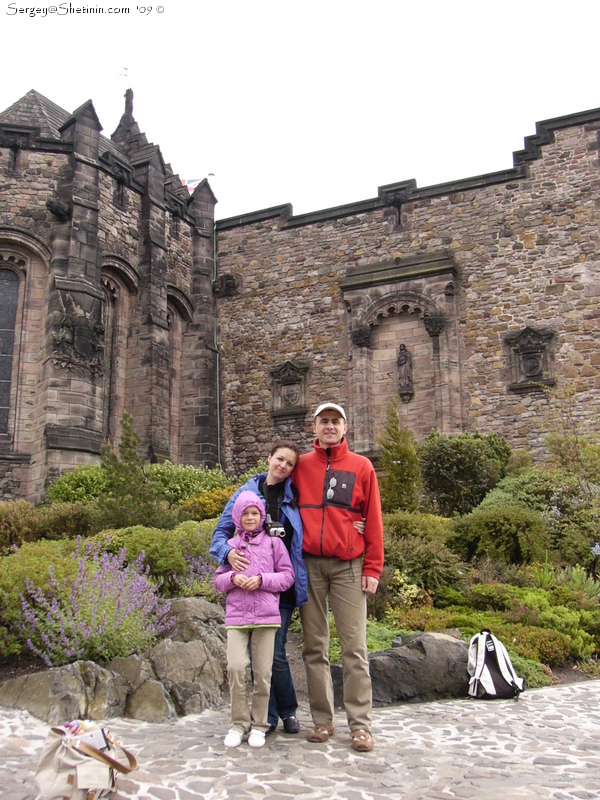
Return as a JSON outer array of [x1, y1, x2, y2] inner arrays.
[[313, 402, 346, 421]]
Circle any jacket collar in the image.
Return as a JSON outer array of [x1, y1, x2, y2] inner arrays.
[[312, 436, 349, 462]]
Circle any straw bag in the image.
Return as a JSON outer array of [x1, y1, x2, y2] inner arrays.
[[34, 724, 137, 800]]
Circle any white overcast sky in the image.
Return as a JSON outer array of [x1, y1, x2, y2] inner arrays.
[[2, 0, 600, 220]]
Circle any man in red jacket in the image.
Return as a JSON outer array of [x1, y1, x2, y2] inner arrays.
[[294, 402, 384, 753]]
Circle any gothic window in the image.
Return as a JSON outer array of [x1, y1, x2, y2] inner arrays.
[[114, 179, 126, 209], [101, 261, 138, 444], [101, 276, 119, 442], [167, 305, 183, 462], [0, 270, 18, 434]]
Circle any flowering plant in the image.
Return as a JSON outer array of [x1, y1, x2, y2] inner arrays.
[[18, 538, 173, 666]]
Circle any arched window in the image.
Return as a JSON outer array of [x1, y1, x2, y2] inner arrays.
[[101, 259, 139, 444], [0, 269, 19, 435]]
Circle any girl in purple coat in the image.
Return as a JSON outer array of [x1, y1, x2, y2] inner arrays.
[[214, 491, 295, 749]]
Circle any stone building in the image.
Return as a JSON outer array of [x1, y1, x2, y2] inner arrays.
[[0, 90, 218, 500], [215, 108, 600, 474], [1, 88, 599, 499]]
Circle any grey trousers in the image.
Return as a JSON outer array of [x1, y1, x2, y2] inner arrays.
[[226, 626, 276, 734], [300, 555, 372, 732]]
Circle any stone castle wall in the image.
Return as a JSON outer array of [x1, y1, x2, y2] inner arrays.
[[215, 117, 600, 474]]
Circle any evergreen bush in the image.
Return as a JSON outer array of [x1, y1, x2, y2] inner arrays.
[[46, 465, 108, 503], [449, 506, 549, 565], [420, 431, 511, 516], [0, 500, 39, 553], [377, 401, 423, 512], [93, 520, 216, 597], [178, 486, 237, 522]]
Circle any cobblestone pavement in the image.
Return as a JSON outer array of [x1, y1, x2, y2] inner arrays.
[[3, 681, 600, 800]]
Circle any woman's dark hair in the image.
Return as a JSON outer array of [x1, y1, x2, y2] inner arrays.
[[269, 439, 300, 461], [268, 440, 300, 506]]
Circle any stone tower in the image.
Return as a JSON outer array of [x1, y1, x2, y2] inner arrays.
[[0, 89, 218, 500]]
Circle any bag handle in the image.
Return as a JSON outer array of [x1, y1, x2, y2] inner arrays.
[[50, 727, 138, 775]]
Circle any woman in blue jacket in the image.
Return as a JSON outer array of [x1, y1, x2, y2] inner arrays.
[[210, 440, 308, 735]]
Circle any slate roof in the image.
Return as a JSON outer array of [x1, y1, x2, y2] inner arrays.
[[0, 89, 129, 161], [0, 89, 70, 139]]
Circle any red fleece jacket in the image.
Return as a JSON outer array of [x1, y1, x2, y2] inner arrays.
[[294, 437, 384, 579]]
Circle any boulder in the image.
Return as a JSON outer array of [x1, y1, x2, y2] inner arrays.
[[168, 596, 226, 644], [109, 654, 177, 722], [125, 679, 177, 722], [148, 638, 226, 715], [0, 598, 228, 723], [0, 661, 127, 724], [331, 632, 470, 708]]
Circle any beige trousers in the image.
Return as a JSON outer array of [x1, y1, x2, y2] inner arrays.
[[226, 626, 277, 734], [300, 555, 372, 732]]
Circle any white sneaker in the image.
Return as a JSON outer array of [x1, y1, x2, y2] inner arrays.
[[224, 730, 243, 748], [248, 729, 266, 748]]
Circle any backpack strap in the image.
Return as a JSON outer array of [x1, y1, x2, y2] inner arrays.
[[467, 631, 488, 697], [488, 633, 524, 697]]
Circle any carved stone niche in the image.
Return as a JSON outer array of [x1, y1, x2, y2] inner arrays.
[[270, 361, 309, 421], [213, 274, 240, 297], [504, 326, 556, 393], [50, 281, 105, 377]]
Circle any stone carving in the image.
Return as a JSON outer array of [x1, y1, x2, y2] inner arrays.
[[213, 274, 240, 297], [45, 198, 72, 220], [423, 311, 447, 337], [397, 344, 414, 403], [351, 322, 372, 348], [504, 326, 555, 392], [270, 360, 309, 419], [51, 291, 105, 376]]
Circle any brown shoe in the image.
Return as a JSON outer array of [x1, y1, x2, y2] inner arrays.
[[351, 729, 374, 752], [307, 723, 335, 743]]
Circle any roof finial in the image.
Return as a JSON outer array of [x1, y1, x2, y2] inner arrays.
[[124, 88, 133, 117]]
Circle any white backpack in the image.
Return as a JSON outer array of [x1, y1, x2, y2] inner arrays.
[[468, 630, 524, 700]]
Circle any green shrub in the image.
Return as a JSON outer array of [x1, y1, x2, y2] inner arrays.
[[509, 652, 552, 688], [433, 586, 471, 609], [93, 520, 215, 597], [449, 506, 549, 565], [46, 465, 108, 503], [0, 500, 95, 552], [146, 462, 233, 505], [18, 540, 173, 666], [377, 401, 423, 513], [178, 486, 237, 522], [420, 431, 511, 516], [0, 539, 80, 657], [383, 605, 455, 633], [33, 502, 94, 540], [468, 583, 523, 611], [385, 533, 465, 592], [383, 510, 454, 541], [477, 468, 560, 512], [368, 567, 432, 621], [0, 500, 39, 553]]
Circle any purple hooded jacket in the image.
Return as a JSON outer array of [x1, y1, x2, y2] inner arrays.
[[213, 491, 295, 627]]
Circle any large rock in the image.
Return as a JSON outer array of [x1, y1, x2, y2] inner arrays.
[[148, 638, 226, 715], [0, 661, 127, 724], [168, 596, 226, 644], [0, 598, 228, 723], [109, 654, 177, 722], [331, 631, 470, 708]]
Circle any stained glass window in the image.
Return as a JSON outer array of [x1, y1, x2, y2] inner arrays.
[[0, 270, 18, 434]]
